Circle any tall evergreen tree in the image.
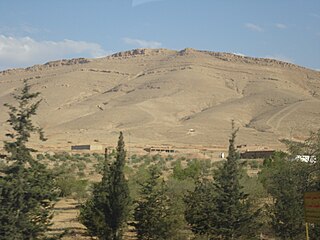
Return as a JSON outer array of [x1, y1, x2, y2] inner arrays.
[[80, 132, 131, 240], [185, 123, 258, 239], [184, 178, 217, 238], [133, 165, 177, 240], [211, 126, 257, 239], [0, 80, 57, 240]]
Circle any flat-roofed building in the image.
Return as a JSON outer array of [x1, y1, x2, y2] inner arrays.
[[240, 150, 275, 159], [144, 146, 176, 154], [71, 144, 103, 151]]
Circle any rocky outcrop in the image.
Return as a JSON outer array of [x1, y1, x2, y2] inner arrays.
[[109, 48, 172, 58], [0, 58, 91, 75]]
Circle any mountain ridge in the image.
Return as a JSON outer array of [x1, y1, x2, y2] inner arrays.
[[0, 48, 319, 150], [1, 48, 312, 75]]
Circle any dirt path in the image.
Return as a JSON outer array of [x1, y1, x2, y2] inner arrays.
[[49, 198, 91, 240], [266, 100, 304, 131]]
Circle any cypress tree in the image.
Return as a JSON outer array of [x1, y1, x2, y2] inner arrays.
[[0, 80, 57, 240], [184, 178, 217, 238], [80, 132, 131, 240], [185, 123, 258, 239], [133, 165, 177, 240], [211, 126, 257, 239]]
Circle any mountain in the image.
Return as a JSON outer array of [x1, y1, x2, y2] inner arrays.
[[0, 48, 319, 150]]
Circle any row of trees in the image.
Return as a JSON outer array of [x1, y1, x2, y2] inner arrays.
[[0, 81, 319, 239], [79, 125, 320, 240]]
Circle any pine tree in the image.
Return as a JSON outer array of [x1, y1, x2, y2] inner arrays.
[[184, 178, 217, 238], [133, 165, 177, 240], [211, 126, 257, 239], [0, 80, 57, 240], [185, 123, 258, 239], [80, 132, 131, 240]]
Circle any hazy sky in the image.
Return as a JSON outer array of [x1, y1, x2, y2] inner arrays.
[[0, 0, 319, 70]]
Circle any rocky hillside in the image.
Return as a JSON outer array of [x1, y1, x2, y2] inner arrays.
[[0, 48, 319, 149]]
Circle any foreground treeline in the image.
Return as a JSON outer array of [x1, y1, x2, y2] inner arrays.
[[78, 129, 320, 240], [0, 81, 320, 240]]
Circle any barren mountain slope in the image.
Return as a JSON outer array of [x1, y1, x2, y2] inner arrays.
[[0, 48, 319, 149]]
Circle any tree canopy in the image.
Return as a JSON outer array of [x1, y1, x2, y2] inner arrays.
[[185, 123, 259, 239], [0, 80, 57, 240], [80, 132, 131, 240]]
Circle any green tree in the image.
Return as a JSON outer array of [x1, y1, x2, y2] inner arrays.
[[80, 132, 131, 240], [260, 157, 309, 239], [260, 131, 320, 239], [281, 129, 320, 162], [185, 124, 259, 239], [173, 159, 210, 181], [211, 127, 258, 239], [184, 178, 217, 238], [0, 80, 57, 240], [166, 177, 195, 239], [132, 165, 177, 240]]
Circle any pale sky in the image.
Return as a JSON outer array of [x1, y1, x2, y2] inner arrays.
[[0, 0, 319, 70]]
